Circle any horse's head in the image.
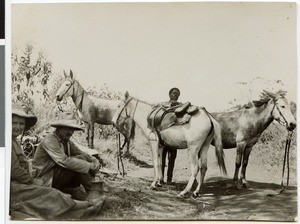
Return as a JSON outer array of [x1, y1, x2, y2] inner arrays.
[[112, 91, 136, 140], [261, 90, 296, 131], [112, 91, 132, 127], [56, 70, 76, 102]]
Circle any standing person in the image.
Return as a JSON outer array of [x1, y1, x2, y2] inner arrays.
[[33, 112, 101, 199], [10, 104, 105, 220], [161, 87, 181, 184]]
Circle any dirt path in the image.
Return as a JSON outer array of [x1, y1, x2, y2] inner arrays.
[[96, 147, 297, 221]]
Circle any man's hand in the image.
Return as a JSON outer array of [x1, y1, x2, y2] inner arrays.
[[32, 178, 43, 186], [89, 160, 101, 176]]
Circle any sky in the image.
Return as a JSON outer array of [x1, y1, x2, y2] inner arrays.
[[11, 2, 297, 111]]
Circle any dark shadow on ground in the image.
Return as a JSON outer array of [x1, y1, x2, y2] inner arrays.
[[124, 154, 153, 168], [173, 177, 297, 221], [90, 176, 297, 221]]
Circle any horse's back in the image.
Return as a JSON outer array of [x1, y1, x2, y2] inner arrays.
[[212, 111, 241, 148], [212, 108, 263, 148], [160, 109, 213, 149], [87, 96, 120, 124]]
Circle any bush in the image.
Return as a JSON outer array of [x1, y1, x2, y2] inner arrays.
[[254, 123, 297, 174]]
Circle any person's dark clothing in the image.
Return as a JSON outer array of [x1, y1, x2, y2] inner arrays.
[[162, 147, 177, 183]]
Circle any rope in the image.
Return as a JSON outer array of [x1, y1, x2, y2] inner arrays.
[[279, 131, 293, 194], [116, 133, 126, 177]]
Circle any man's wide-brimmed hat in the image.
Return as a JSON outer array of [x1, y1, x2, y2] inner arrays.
[[169, 87, 180, 96], [51, 112, 84, 131], [12, 104, 37, 131]]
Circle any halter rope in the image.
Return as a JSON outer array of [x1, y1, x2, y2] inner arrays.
[[57, 79, 85, 113], [116, 133, 126, 177], [269, 97, 294, 194], [279, 131, 293, 194], [59, 79, 75, 99], [114, 97, 140, 176]]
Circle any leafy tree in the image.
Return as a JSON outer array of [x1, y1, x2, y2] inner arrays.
[[11, 44, 53, 108], [11, 45, 73, 135], [227, 76, 286, 111]]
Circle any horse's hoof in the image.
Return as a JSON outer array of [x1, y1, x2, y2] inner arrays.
[[157, 182, 163, 187], [242, 182, 250, 188], [176, 193, 184, 198], [235, 182, 242, 190], [149, 185, 157, 190], [122, 151, 130, 158], [177, 192, 187, 198], [192, 192, 200, 199]]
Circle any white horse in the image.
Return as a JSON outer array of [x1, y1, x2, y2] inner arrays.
[[112, 91, 227, 197]]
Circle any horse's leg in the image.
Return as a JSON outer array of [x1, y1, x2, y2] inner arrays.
[[240, 146, 253, 188], [193, 140, 211, 197], [178, 145, 200, 197], [124, 139, 130, 156], [157, 145, 163, 186], [233, 142, 246, 189], [149, 140, 163, 190], [121, 136, 130, 157], [90, 123, 94, 149]]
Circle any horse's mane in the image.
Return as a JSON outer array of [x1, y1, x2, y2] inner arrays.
[[252, 90, 286, 107], [131, 96, 153, 106], [130, 118, 136, 140]]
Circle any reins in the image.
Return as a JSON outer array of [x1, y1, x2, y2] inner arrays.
[[60, 80, 75, 99], [274, 101, 289, 127], [279, 131, 293, 194], [260, 96, 295, 197], [271, 98, 294, 194], [116, 133, 126, 177], [57, 79, 85, 113], [114, 97, 140, 177]]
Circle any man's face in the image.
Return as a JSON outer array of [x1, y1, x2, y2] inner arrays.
[[12, 115, 25, 139], [57, 127, 75, 141], [169, 89, 180, 101]]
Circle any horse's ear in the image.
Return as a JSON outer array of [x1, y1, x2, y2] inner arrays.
[[63, 70, 68, 78], [253, 100, 263, 107], [276, 90, 287, 97], [263, 90, 277, 100], [70, 70, 74, 79], [125, 91, 129, 100]]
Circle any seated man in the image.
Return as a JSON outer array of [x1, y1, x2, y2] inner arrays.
[[11, 104, 105, 220], [33, 112, 100, 199]]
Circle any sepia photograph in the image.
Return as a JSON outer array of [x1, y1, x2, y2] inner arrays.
[[7, 1, 297, 222]]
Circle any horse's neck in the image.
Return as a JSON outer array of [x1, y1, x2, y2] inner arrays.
[[130, 100, 152, 135], [251, 101, 274, 132], [72, 81, 89, 111]]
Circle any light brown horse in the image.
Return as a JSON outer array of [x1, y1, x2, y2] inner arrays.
[[212, 90, 296, 189], [112, 91, 227, 197], [56, 70, 135, 149]]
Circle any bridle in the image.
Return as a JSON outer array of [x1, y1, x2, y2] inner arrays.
[[57, 79, 85, 112], [114, 97, 139, 177], [114, 97, 139, 125], [270, 97, 289, 128], [269, 96, 294, 193], [59, 79, 76, 99]]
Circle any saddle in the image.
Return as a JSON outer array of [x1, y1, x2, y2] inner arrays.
[[147, 102, 199, 132]]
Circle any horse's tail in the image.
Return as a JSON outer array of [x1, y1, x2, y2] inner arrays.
[[205, 110, 227, 176]]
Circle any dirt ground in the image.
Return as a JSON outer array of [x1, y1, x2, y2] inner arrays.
[[89, 147, 297, 221]]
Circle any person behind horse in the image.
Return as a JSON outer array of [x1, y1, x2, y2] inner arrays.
[[161, 87, 181, 184], [33, 111, 101, 200], [10, 104, 105, 220]]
